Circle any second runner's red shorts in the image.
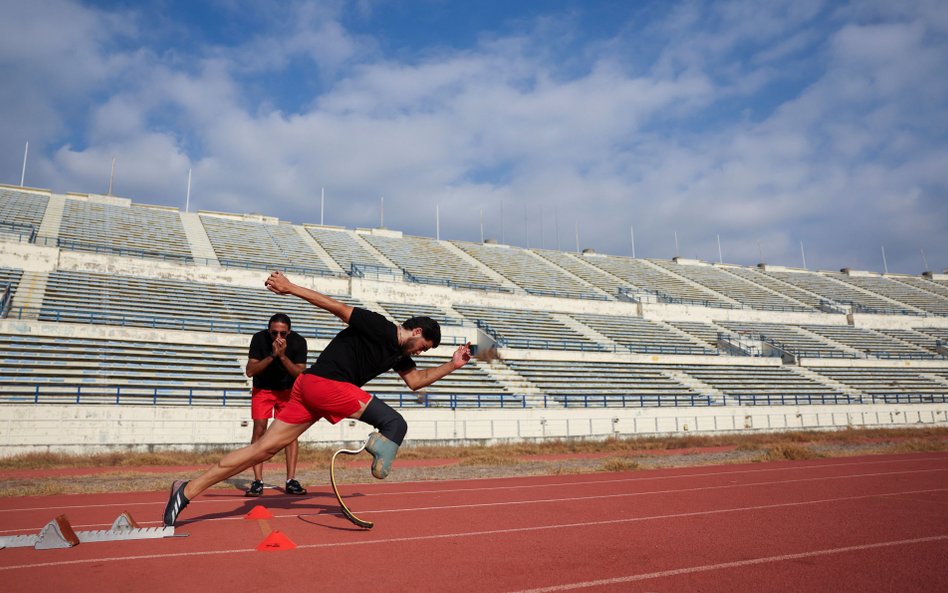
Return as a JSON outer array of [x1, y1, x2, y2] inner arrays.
[[276, 374, 372, 425], [250, 387, 292, 420]]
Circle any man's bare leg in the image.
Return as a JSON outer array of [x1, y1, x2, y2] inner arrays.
[[249, 419, 269, 482], [285, 438, 299, 480], [183, 420, 312, 500]]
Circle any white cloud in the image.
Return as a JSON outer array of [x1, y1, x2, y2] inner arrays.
[[2, 0, 946, 274]]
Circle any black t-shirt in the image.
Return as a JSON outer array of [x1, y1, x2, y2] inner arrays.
[[248, 330, 309, 390], [305, 307, 416, 387]]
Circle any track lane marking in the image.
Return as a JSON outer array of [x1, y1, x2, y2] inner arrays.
[[499, 535, 948, 593], [1, 487, 944, 571], [2, 467, 946, 535], [1, 454, 945, 516]]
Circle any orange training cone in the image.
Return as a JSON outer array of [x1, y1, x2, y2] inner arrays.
[[244, 505, 274, 520], [256, 530, 296, 551]]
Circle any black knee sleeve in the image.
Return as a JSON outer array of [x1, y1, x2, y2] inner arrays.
[[361, 397, 408, 445]]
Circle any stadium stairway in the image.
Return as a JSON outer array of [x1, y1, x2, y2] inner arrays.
[[438, 241, 522, 293], [8, 271, 47, 316], [824, 272, 929, 315], [293, 225, 345, 273], [522, 248, 612, 299], [352, 231, 402, 270], [718, 266, 813, 309], [653, 319, 719, 352], [179, 212, 219, 265], [642, 258, 743, 306], [36, 194, 64, 239], [793, 325, 865, 358], [791, 366, 863, 400], [924, 373, 948, 388], [475, 359, 547, 406], [661, 369, 725, 402], [550, 313, 618, 351]]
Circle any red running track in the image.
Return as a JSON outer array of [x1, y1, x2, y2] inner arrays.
[[1, 452, 946, 593]]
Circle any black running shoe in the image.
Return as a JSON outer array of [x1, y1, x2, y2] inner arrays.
[[245, 480, 264, 497], [285, 479, 307, 495], [163, 480, 190, 527]]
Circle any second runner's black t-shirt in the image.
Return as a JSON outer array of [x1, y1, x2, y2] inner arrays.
[[305, 307, 416, 387]]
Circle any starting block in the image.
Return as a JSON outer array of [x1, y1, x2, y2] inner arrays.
[[0, 511, 176, 550]]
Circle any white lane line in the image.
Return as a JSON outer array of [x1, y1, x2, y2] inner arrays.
[[2, 467, 946, 535], [1, 487, 944, 572], [499, 535, 948, 593], [2, 454, 945, 515]]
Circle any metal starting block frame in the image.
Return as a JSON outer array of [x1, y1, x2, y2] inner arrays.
[[0, 511, 176, 550]]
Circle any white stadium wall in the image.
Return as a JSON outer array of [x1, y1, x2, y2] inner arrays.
[[0, 403, 945, 457]]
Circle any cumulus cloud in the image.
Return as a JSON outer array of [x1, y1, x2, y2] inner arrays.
[[1, 0, 946, 273]]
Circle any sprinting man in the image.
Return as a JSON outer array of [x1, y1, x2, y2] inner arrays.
[[245, 313, 308, 497], [163, 271, 472, 526]]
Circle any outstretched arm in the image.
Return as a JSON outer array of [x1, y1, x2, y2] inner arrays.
[[398, 342, 472, 391], [264, 271, 353, 323]]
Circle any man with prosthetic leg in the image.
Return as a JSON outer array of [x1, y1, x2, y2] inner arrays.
[[163, 271, 472, 526]]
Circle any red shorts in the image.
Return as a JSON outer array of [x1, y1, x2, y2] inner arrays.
[[250, 387, 293, 420], [276, 374, 372, 425]]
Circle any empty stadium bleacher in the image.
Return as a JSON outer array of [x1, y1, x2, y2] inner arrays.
[[33, 270, 359, 337], [505, 359, 709, 407], [569, 312, 713, 355], [362, 233, 509, 292], [58, 200, 194, 262], [650, 260, 812, 312], [456, 242, 606, 300], [0, 333, 249, 405], [306, 226, 387, 272], [1, 185, 946, 419], [454, 304, 606, 351], [0, 189, 47, 242], [200, 215, 337, 275]]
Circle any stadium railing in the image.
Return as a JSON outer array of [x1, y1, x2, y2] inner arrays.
[[3, 386, 524, 409], [847, 301, 933, 317], [216, 258, 343, 278], [2, 385, 249, 406], [524, 288, 609, 301], [0, 221, 37, 243], [870, 393, 948, 404], [720, 393, 855, 406], [384, 393, 527, 408], [0, 283, 11, 318], [36, 237, 194, 263], [350, 263, 401, 281], [494, 337, 607, 351], [403, 270, 514, 293], [552, 394, 718, 407]]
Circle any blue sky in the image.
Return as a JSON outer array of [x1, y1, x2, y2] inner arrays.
[[1, 0, 947, 274]]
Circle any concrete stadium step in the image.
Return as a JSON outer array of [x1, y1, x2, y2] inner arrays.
[[661, 369, 725, 402], [180, 211, 220, 265], [793, 325, 864, 358], [474, 359, 547, 406], [293, 225, 344, 273], [437, 241, 522, 293], [792, 366, 863, 399], [351, 231, 402, 270], [652, 319, 719, 352], [36, 193, 65, 239], [8, 270, 48, 316], [550, 312, 617, 350], [922, 373, 948, 388], [639, 258, 743, 306], [522, 249, 611, 299]]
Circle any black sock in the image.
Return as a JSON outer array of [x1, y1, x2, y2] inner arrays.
[[360, 397, 408, 445]]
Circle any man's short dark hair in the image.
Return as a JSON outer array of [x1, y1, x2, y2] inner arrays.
[[269, 313, 292, 328], [403, 316, 441, 348]]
